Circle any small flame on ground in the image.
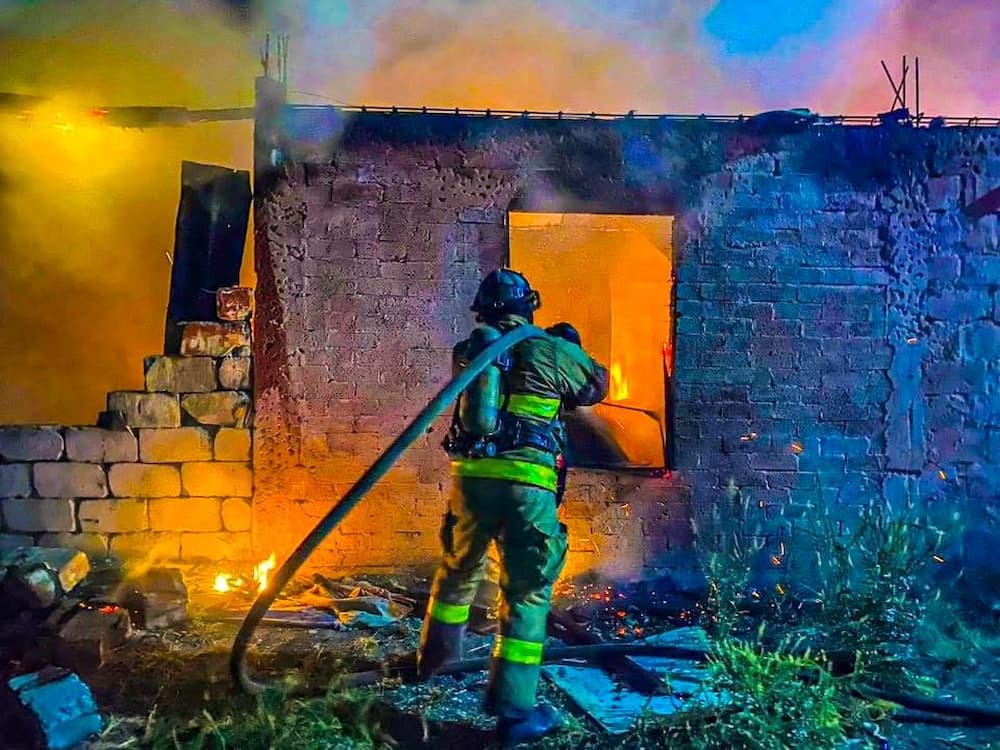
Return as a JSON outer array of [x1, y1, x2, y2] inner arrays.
[[254, 553, 277, 592], [213, 553, 277, 594]]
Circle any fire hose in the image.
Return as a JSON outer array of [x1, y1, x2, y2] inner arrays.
[[228, 323, 1000, 729]]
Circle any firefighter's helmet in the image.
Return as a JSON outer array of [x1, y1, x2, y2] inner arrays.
[[470, 268, 541, 316]]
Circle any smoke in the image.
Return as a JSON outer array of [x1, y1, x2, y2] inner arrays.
[[810, 0, 999, 117], [0, 0, 996, 423], [0, 0, 258, 424]]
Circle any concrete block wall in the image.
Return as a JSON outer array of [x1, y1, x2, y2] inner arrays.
[[253, 104, 999, 592], [0, 290, 255, 565]]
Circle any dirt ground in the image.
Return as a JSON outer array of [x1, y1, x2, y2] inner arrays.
[[75, 607, 1000, 750]]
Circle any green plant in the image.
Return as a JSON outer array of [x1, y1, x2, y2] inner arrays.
[[692, 479, 767, 637], [626, 640, 884, 750], [137, 683, 386, 750], [783, 497, 951, 690]]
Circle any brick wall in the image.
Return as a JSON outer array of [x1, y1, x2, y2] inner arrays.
[[254, 102, 999, 595], [0, 289, 255, 564]]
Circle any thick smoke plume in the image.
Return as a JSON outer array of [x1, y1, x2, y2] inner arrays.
[[0, 0, 996, 423]]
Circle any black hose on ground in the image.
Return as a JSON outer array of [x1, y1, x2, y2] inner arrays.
[[229, 324, 549, 695], [342, 643, 711, 688]]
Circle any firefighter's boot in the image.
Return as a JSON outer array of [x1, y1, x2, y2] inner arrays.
[[416, 617, 466, 679], [495, 702, 563, 747]]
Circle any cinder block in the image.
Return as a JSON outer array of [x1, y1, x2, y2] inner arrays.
[[38, 532, 109, 558], [180, 531, 252, 561], [106, 392, 180, 428], [139, 427, 212, 463], [109, 532, 180, 562], [0, 464, 33, 498], [221, 497, 252, 531], [0, 427, 64, 461], [144, 356, 218, 393], [217, 286, 253, 321], [149, 498, 221, 532], [78, 499, 149, 533], [108, 464, 181, 498], [218, 357, 252, 390], [214, 428, 251, 461], [65, 427, 138, 463], [179, 321, 250, 357], [181, 391, 251, 427], [52, 605, 132, 672], [181, 463, 252, 497], [34, 463, 107, 498], [2, 498, 76, 532]]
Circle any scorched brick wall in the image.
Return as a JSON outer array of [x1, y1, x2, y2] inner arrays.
[[255, 95, 1000, 596]]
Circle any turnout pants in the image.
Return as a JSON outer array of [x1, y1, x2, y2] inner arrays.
[[425, 476, 568, 713]]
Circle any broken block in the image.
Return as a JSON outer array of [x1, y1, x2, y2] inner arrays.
[[115, 567, 188, 629], [1, 668, 103, 750], [217, 286, 253, 321], [144, 355, 219, 393], [51, 605, 131, 672], [218, 356, 252, 390], [0, 426, 64, 461], [106, 391, 181, 428], [214, 428, 251, 461], [181, 391, 250, 427], [34, 463, 108, 498], [179, 321, 250, 357], [64, 427, 138, 463], [138, 427, 212, 463], [0, 547, 91, 609]]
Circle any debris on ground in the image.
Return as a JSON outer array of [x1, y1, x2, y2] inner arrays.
[[1, 547, 91, 610], [1, 667, 103, 750]]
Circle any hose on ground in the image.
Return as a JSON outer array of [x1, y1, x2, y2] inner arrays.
[[229, 324, 549, 695]]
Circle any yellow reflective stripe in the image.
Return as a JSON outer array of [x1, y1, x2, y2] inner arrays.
[[450, 458, 558, 492], [493, 636, 544, 665], [429, 599, 471, 625], [507, 394, 561, 420]]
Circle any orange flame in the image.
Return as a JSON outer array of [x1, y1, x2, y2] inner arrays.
[[212, 553, 276, 595], [610, 362, 630, 401]]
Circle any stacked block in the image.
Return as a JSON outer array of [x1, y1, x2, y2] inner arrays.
[[0, 287, 254, 565]]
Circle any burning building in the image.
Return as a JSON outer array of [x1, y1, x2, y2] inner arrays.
[[0, 77, 998, 609], [249, 79, 1000, 604]]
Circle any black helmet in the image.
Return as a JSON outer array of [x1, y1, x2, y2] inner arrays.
[[470, 268, 541, 316]]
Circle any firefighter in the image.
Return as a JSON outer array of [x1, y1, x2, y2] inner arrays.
[[418, 268, 609, 746]]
